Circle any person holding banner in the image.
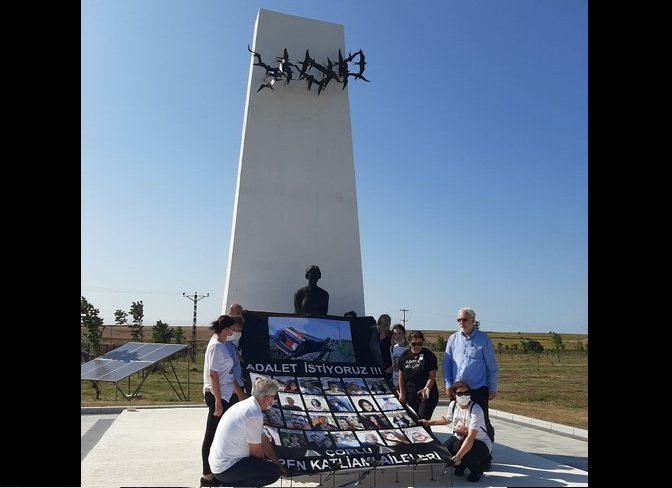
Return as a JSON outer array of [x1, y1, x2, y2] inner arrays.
[[376, 314, 393, 381], [397, 330, 439, 422], [419, 380, 492, 483], [390, 323, 410, 390], [209, 377, 288, 487], [200, 315, 239, 487], [223, 315, 247, 405]]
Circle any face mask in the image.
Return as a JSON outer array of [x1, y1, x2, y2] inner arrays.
[[227, 331, 242, 343], [456, 394, 471, 406]]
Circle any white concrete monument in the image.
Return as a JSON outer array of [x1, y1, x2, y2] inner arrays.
[[223, 9, 366, 316]]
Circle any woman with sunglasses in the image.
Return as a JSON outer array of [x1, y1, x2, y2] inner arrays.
[[418, 380, 491, 483], [397, 330, 439, 423]]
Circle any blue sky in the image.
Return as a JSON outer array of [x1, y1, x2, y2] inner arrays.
[[81, 0, 587, 334]]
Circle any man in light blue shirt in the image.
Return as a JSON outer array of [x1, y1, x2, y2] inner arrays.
[[442, 307, 498, 462]]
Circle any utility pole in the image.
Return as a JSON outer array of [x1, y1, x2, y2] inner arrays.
[[400, 308, 409, 328], [183, 292, 209, 362]]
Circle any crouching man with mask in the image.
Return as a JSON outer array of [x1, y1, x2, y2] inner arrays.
[[209, 376, 288, 486], [418, 380, 492, 483]]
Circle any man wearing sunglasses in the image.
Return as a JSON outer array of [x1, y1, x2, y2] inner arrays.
[[441, 307, 498, 470]]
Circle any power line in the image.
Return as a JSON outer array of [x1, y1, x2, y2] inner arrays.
[[182, 292, 209, 362], [183, 291, 209, 401], [400, 308, 409, 328]]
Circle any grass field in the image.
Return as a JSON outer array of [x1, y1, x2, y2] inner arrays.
[[81, 327, 587, 429]]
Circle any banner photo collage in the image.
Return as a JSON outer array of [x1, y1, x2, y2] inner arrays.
[[239, 312, 451, 474]]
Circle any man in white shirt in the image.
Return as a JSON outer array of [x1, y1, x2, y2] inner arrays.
[[209, 377, 287, 486]]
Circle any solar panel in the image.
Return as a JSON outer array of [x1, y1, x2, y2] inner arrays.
[[101, 342, 187, 362], [81, 359, 154, 382], [81, 342, 188, 382]]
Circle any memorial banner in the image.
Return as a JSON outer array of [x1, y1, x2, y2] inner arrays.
[[239, 311, 452, 475]]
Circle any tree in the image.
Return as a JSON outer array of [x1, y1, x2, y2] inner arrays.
[[129, 301, 144, 342], [173, 327, 185, 344], [114, 309, 129, 327], [152, 320, 174, 343], [520, 339, 544, 354], [111, 309, 129, 342], [81, 296, 104, 356], [550, 332, 563, 352], [435, 336, 447, 352], [497, 342, 504, 356], [549, 331, 564, 362]]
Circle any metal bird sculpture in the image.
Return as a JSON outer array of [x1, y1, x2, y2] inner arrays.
[[303, 72, 319, 92], [348, 72, 370, 82], [337, 49, 350, 89], [276, 48, 299, 85], [256, 79, 275, 92], [353, 49, 366, 76], [248, 46, 369, 94], [247, 45, 282, 81], [348, 50, 369, 83], [297, 49, 312, 79]]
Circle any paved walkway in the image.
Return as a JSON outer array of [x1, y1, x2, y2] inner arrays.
[[81, 404, 587, 487]]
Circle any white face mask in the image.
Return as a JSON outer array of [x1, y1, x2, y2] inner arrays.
[[456, 394, 471, 406], [227, 331, 242, 343]]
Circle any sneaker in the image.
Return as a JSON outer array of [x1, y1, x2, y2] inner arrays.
[[454, 465, 465, 476], [200, 477, 221, 487], [467, 471, 482, 482]]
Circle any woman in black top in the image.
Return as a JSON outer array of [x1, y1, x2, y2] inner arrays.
[[398, 330, 439, 421]]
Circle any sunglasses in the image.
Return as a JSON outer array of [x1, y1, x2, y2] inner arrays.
[[455, 391, 471, 396], [410, 341, 423, 346], [457, 318, 472, 322]]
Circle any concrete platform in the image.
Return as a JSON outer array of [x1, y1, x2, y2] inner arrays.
[[81, 405, 587, 487]]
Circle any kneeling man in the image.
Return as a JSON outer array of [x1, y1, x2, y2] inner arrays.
[[209, 377, 288, 486]]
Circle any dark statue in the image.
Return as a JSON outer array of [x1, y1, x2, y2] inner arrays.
[[248, 46, 369, 95], [294, 265, 329, 315]]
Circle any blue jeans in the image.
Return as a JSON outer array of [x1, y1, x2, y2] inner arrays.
[[214, 457, 281, 487]]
